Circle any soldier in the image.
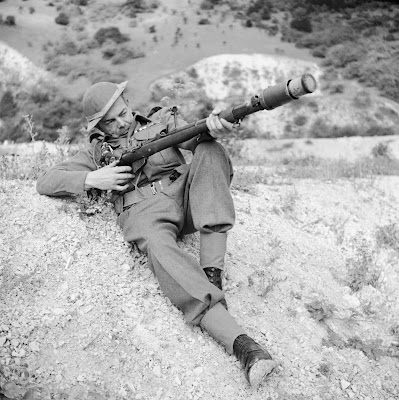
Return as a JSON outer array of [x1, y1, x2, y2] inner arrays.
[[36, 81, 276, 388]]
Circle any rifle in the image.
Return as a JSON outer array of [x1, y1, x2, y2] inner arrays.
[[115, 73, 317, 167]]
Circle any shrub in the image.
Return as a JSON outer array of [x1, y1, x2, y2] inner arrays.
[[198, 18, 210, 25], [375, 223, 399, 252], [364, 126, 395, 137], [293, 115, 308, 126], [247, 0, 272, 20], [383, 34, 396, 42], [111, 47, 145, 64], [297, 26, 356, 49], [329, 83, 344, 94], [200, 0, 218, 9], [352, 91, 372, 108], [0, 91, 18, 118], [94, 27, 130, 45], [4, 15, 16, 26], [346, 237, 380, 293], [55, 13, 69, 25], [325, 43, 362, 68], [312, 46, 326, 58], [371, 142, 391, 158], [57, 40, 79, 56], [309, 118, 362, 138], [120, 0, 152, 17], [290, 16, 312, 33]]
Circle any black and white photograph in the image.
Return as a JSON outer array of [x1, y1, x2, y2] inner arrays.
[[0, 0, 398, 399]]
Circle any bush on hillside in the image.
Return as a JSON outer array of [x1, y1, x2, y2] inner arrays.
[[73, 0, 88, 5], [0, 91, 18, 119], [4, 15, 16, 26], [53, 40, 80, 56], [111, 47, 145, 64], [296, 25, 356, 48], [322, 43, 363, 68], [55, 13, 70, 25], [290, 15, 312, 33], [246, 0, 272, 20], [311, 46, 326, 58], [94, 27, 130, 46], [198, 18, 210, 25], [120, 0, 159, 17], [200, 0, 221, 9]]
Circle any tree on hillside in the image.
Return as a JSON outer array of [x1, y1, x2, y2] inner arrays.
[[0, 91, 18, 119], [94, 27, 130, 46], [55, 13, 69, 25], [4, 15, 16, 26], [290, 15, 312, 32]]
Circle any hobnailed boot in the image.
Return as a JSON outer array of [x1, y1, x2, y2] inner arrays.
[[200, 232, 228, 309], [233, 334, 277, 389]]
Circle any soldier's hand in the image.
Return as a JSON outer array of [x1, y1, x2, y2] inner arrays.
[[206, 107, 234, 139], [85, 161, 135, 191]]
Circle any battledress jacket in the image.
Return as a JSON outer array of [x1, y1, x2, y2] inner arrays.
[[36, 107, 212, 212]]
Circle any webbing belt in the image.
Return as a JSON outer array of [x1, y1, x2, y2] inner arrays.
[[122, 175, 174, 209]]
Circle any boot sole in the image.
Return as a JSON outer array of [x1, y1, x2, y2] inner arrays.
[[249, 359, 277, 389]]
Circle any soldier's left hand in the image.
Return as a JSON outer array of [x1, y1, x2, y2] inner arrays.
[[206, 107, 234, 139]]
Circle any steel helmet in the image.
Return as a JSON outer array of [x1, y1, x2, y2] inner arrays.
[[82, 81, 128, 132]]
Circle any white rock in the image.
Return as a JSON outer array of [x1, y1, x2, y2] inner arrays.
[[174, 376, 182, 386], [0, 337, 7, 347], [29, 342, 40, 352], [340, 380, 350, 390], [342, 294, 360, 308], [153, 366, 162, 377]]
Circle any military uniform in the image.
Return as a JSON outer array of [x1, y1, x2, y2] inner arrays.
[[37, 107, 245, 353]]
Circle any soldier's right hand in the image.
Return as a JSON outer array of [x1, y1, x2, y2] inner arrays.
[[84, 160, 135, 191]]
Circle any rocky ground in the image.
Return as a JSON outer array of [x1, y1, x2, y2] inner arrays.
[[1, 154, 399, 399]]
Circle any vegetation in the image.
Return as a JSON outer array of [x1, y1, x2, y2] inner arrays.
[[4, 15, 16, 26], [94, 27, 130, 46], [278, 0, 399, 102], [55, 12, 69, 25], [0, 82, 85, 143], [120, 0, 159, 17]]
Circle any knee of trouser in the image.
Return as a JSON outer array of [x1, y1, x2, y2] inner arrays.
[[195, 142, 232, 170]]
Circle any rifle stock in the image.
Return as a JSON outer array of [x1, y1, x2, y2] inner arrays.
[[117, 73, 316, 166]]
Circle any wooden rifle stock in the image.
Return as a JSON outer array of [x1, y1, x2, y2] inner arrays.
[[117, 73, 316, 167]]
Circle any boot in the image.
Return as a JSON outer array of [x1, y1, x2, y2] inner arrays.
[[233, 334, 276, 389], [200, 232, 228, 309]]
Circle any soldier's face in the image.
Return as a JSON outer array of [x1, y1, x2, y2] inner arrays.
[[98, 96, 133, 137]]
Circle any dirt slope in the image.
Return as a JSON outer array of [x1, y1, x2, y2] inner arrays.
[[1, 171, 399, 400]]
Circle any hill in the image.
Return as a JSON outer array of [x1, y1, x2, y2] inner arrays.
[[0, 0, 398, 142], [1, 157, 399, 399], [1, 1, 399, 399]]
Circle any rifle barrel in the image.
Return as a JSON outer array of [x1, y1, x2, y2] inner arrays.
[[118, 73, 317, 166]]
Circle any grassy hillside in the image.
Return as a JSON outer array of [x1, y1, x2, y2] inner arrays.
[[0, 0, 398, 142]]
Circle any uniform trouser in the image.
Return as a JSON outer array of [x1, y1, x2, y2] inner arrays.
[[117, 142, 246, 353]]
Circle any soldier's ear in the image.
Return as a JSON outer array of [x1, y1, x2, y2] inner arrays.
[[122, 95, 130, 106]]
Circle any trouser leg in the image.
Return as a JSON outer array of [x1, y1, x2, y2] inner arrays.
[[182, 141, 235, 235], [118, 192, 245, 351]]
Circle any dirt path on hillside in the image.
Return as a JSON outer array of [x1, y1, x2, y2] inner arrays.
[[1, 173, 399, 400]]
